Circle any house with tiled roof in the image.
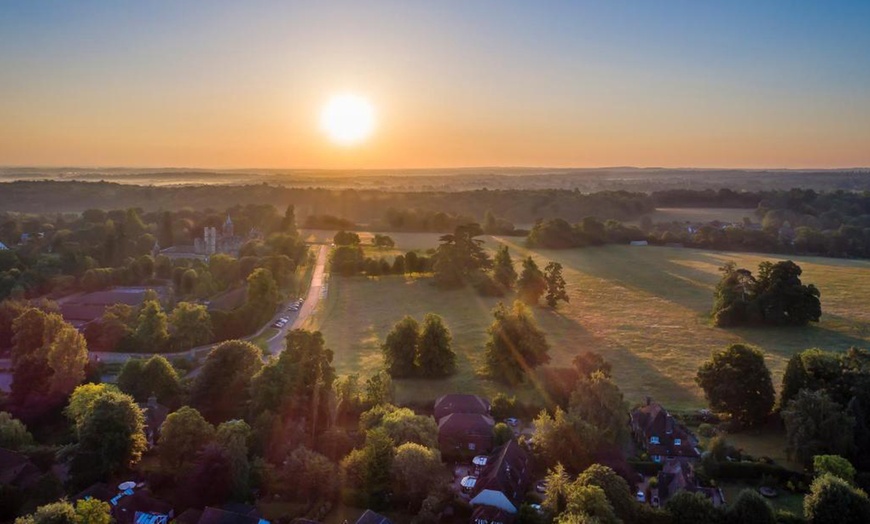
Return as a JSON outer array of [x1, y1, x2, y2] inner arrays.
[[469, 440, 531, 515], [73, 483, 174, 524], [354, 509, 392, 524], [630, 398, 700, 462], [650, 459, 725, 507], [438, 412, 495, 456], [434, 394, 490, 421], [471, 505, 514, 524]]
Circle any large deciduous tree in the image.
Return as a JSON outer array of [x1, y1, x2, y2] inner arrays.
[[0, 411, 34, 450], [804, 474, 870, 524], [782, 390, 855, 466], [544, 261, 570, 308], [191, 340, 263, 423], [485, 301, 550, 384], [416, 313, 456, 377], [249, 329, 335, 436], [67, 386, 147, 487], [169, 302, 213, 350], [432, 223, 491, 289], [695, 343, 774, 427], [391, 443, 443, 506], [133, 299, 169, 352], [532, 407, 598, 473], [158, 406, 215, 470], [382, 316, 420, 378], [517, 257, 547, 306], [569, 372, 628, 445], [11, 308, 88, 415], [492, 245, 518, 291], [712, 260, 821, 327], [726, 489, 776, 524], [117, 355, 182, 405]]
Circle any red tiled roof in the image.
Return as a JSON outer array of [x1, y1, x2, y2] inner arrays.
[[472, 441, 531, 508], [434, 394, 490, 421]]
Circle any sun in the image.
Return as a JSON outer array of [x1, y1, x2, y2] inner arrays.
[[320, 93, 376, 146]]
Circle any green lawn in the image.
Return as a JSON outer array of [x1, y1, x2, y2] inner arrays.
[[309, 242, 870, 411], [719, 483, 804, 515]]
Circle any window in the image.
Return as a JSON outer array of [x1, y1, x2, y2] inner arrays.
[[674, 438, 682, 446], [468, 443, 476, 451], [650, 436, 660, 444], [652, 455, 662, 463]]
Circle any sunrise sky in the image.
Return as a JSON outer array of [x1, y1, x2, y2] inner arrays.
[[1, 1, 869, 169]]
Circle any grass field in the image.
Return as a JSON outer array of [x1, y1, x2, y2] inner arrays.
[[308, 236, 870, 412]]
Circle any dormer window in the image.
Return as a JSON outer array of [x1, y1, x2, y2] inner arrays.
[[674, 438, 682, 446], [650, 436, 660, 444]]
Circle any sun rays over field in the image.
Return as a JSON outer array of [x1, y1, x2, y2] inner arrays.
[[307, 238, 870, 409]]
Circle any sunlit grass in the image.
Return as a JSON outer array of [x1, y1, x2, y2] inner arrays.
[[310, 241, 870, 411]]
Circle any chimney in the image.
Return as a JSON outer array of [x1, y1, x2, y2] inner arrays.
[[645, 396, 652, 406], [148, 395, 158, 409], [665, 415, 674, 435]]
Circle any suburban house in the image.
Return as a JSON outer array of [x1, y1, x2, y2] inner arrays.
[[434, 394, 490, 421], [0, 448, 41, 489], [469, 440, 532, 518], [74, 483, 174, 524], [176, 505, 269, 524], [471, 506, 514, 524], [435, 394, 494, 456], [630, 398, 700, 462], [438, 412, 495, 456], [354, 509, 393, 524], [650, 459, 725, 508]]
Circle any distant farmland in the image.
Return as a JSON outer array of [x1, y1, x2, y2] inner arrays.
[[306, 238, 870, 410]]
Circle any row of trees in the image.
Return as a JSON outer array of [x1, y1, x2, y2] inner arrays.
[[381, 314, 456, 378]]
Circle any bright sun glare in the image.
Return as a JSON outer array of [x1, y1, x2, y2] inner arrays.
[[320, 93, 376, 146]]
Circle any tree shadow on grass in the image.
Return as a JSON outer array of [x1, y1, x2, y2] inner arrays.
[[727, 322, 870, 362], [536, 307, 703, 409]]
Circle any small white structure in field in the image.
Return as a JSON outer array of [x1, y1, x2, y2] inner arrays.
[[630, 240, 649, 246]]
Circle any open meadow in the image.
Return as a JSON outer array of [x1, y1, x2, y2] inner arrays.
[[305, 235, 870, 416]]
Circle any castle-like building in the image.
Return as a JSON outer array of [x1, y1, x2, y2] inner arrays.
[[160, 215, 262, 261]]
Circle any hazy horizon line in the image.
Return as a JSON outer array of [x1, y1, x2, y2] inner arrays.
[[2, 165, 869, 173]]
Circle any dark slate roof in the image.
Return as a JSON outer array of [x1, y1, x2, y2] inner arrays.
[[434, 394, 490, 421], [438, 413, 495, 438], [175, 509, 204, 524], [472, 440, 531, 508], [658, 459, 694, 500], [114, 490, 174, 524], [198, 507, 261, 524], [354, 509, 393, 524], [471, 505, 515, 524], [73, 482, 115, 503], [631, 401, 700, 459], [0, 447, 41, 488]]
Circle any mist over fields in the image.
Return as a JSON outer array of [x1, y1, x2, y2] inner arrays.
[[2, 166, 869, 193]]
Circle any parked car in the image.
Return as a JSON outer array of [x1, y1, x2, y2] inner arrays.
[[506, 417, 519, 427], [636, 491, 646, 503], [535, 480, 548, 493]]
